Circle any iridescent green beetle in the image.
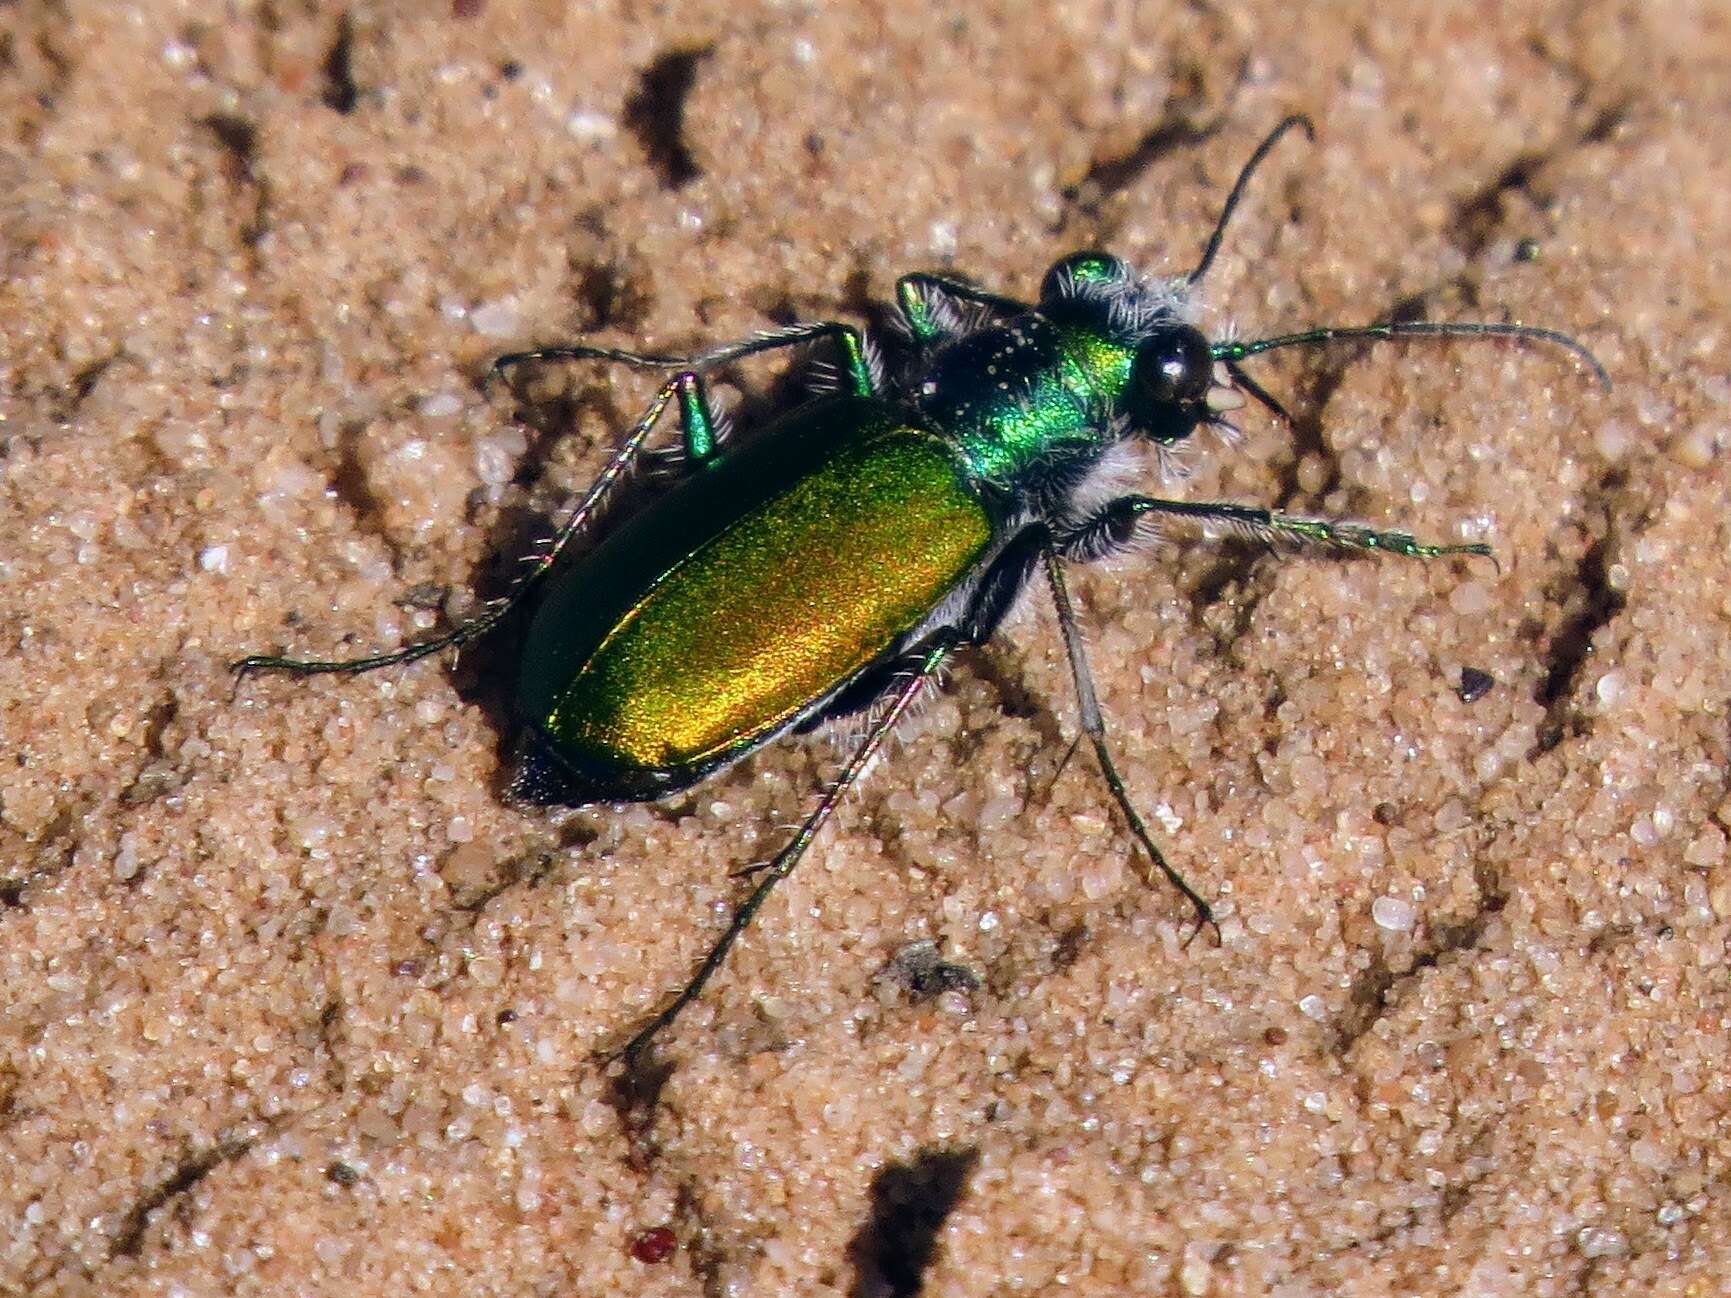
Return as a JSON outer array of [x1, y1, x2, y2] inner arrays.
[[238, 118, 1606, 1061]]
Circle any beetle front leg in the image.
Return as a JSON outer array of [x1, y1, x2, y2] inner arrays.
[[1056, 494, 1494, 564]]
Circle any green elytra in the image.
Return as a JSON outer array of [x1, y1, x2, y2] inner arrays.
[[236, 117, 1607, 1064]]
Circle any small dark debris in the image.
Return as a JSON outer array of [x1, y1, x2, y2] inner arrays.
[[54, 352, 121, 422], [392, 958, 423, 978], [1513, 237, 1541, 262], [1448, 151, 1541, 257], [622, 46, 712, 189], [1050, 920, 1089, 972], [113, 1138, 256, 1257], [1263, 1025, 1288, 1047], [629, 1225, 676, 1264], [1457, 667, 1495, 704], [322, 14, 358, 114], [879, 940, 980, 1002], [1535, 534, 1625, 751], [202, 113, 258, 183], [848, 1147, 978, 1298], [1583, 101, 1629, 145], [577, 259, 653, 333], [326, 1161, 360, 1187], [400, 582, 449, 612], [495, 1008, 518, 1025], [499, 59, 523, 81], [121, 763, 179, 806]]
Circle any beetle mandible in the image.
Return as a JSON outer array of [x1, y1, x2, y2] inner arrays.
[[238, 117, 1607, 1063]]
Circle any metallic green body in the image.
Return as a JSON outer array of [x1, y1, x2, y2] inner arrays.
[[918, 304, 1136, 484], [517, 397, 996, 795]]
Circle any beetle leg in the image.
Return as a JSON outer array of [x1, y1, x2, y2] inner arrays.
[[492, 320, 878, 398], [1039, 541, 1220, 944], [618, 628, 964, 1067], [670, 369, 721, 465], [945, 525, 1048, 648], [232, 373, 698, 678], [1059, 494, 1494, 564], [895, 273, 1029, 347]]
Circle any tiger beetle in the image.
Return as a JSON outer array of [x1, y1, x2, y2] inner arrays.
[[236, 116, 1607, 1065]]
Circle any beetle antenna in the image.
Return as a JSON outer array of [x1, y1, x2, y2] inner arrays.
[[1188, 114, 1315, 286], [1214, 320, 1611, 390]]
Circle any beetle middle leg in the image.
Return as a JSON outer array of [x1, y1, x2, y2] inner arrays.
[[232, 371, 712, 677], [1039, 538, 1220, 943], [895, 272, 1029, 347], [1033, 486, 1497, 936]]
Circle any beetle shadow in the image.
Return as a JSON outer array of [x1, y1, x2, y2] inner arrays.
[[430, 382, 639, 804], [433, 364, 804, 805]]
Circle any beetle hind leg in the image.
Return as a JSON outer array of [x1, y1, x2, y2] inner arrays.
[[233, 372, 706, 680], [492, 319, 879, 401], [792, 526, 1046, 739], [616, 630, 963, 1066]]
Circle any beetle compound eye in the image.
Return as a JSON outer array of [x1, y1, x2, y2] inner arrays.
[[1134, 326, 1212, 407], [1126, 325, 1213, 444]]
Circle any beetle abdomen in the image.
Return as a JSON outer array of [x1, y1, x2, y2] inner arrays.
[[535, 425, 992, 784]]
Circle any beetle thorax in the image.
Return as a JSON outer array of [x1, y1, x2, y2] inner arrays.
[[909, 309, 1139, 498]]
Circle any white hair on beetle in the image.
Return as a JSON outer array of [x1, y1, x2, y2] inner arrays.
[[1062, 438, 1144, 518]]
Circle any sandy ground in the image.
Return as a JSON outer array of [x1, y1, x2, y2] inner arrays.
[[2, 2, 1729, 1295]]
